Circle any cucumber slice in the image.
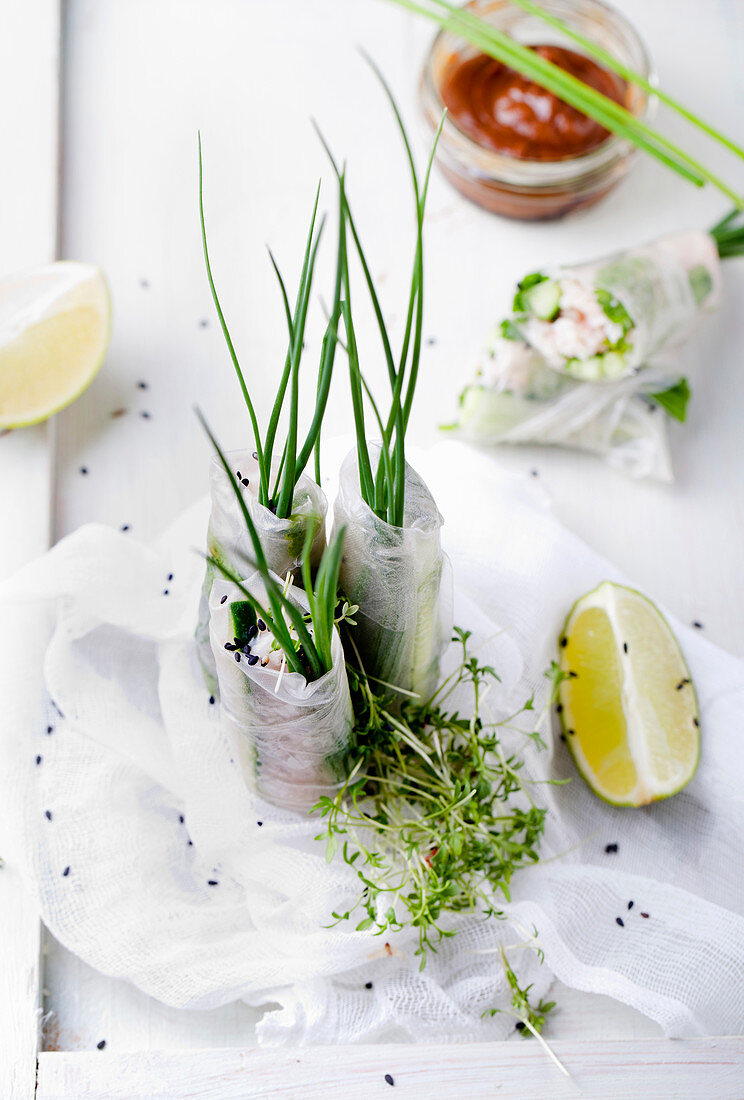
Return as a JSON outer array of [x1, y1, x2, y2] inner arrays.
[[599, 351, 627, 379], [521, 278, 561, 321], [230, 600, 257, 642]]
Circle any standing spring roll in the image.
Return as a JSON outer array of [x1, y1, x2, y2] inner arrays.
[[209, 572, 352, 811]]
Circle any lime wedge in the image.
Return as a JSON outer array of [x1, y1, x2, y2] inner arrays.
[[0, 262, 110, 429], [558, 581, 700, 806]]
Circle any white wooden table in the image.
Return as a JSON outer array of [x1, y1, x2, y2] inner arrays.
[[2, 0, 744, 1095]]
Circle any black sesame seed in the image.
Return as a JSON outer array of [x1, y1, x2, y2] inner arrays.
[[97, 1040, 106, 1050], [167, 573, 174, 582], [187, 839, 193, 847], [162, 589, 169, 596], [247, 654, 259, 666], [627, 900, 634, 910], [80, 466, 88, 475], [137, 381, 148, 389], [623, 642, 628, 654], [209, 695, 215, 705], [220, 594, 227, 604], [252, 451, 258, 460], [641, 912, 650, 919], [530, 468, 539, 478], [559, 734, 566, 743], [257, 821, 263, 827], [62, 866, 70, 877], [365, 981, 373, 989], [120, 524, 131, 532], [47, 726, 53, 735], [199, 319, 209, 328], [140, 411, 151, 419], [384, 1074, 395, 1087], [241, 478, 249, 487], [234, 652, 241, 663], [426, 336, 437, 346], [560, 637, 568, 648], [224, 643, 235, 651], [556, 704, 563, 713], [247, 624, 258, 641], [693, 717, 699, 727], [139, 278, 149, 289], [241, 646, 251, 655], [179, 815, 184, 824], [45, 810, 52, 821], [35, 755, 42, 766], [207, 880, 219, 886], [676, 679, 689, 691], [567, 729, 575, 736], [616, 917, 624, 927], [605, 843, 619, 854], [692, 620, 703, 630], [515, 1021, 525, 1031], [257, 619, 266, 631]]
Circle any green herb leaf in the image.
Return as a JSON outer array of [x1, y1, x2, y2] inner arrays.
[[651, 378, 691, 422]]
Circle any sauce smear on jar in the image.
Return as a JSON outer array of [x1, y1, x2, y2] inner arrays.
[[440, 45, 626, 161]]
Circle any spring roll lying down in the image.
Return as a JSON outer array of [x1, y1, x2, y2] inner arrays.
[[502, 230, 721, 382], [209, 573, 353, 812], [456, 335, 675, 481], [196, 448, 327, 694]]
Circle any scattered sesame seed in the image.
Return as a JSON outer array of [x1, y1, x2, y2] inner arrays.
[[199, 319, 209, 328], [167, 573, 174, 581], [568, 670, 578, 678], [515, 1021, 525, 1031], [45, 810, 52, 821], [260, 657, 269, 666], [247, 624, 258, 641], [676, 678, 690, 691], [257, 821, 263, 827], [97, 1039, 106, 1050], [616, 917, 624, 927], [426, 336, 437, 346], [627, 900, 634, 910], [46, 726, 53, 735], [530, 468, 539, 478], [384, 1074, 395, 1087], [224, 643, 236, 651], [252, 451, 258, 460], [567, 729, 575, 736], [179, 814, 184, 824], [187, 839, 193, 847], [257, 619, 266, 631], [605, 843, 619, 854], [80, 466, 88, 475], [209, 695, 215, 705], [120, 524, 130, 532], [241, 478, 249, 487], [693, 717, 699, 727], [137, 381, 148, 389], [139, 278, 149, 289], [62, 866, 70, 877], [559, 733, 566, 743], [560, 637, 567, 648], [35, 755, 42, 766], [247, 654, 259, 666], [162, 589, 169, 596], [641, 912, 650, 919], [692, 621, 703, 630], [556, 704, 563, 713], [140, 411, 151, 419], [236, 472, 242, 480], [623, 642, 628, 654], [234, 652, 241, 663], [220, 595, 227, 604], [207, 880, 219, 886], [365, 981, 373, 989]]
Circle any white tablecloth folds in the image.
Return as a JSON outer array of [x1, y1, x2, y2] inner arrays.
[[1, 442, 742, 1043]]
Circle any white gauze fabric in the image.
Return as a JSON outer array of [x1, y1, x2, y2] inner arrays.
[[1, 442, 743, 1044]]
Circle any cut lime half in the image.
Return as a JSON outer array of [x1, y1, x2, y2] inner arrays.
[[0, 262, 110, 429], [558, 581, 700, 807]]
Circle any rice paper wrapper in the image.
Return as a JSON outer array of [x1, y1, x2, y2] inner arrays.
[[551, 229, 721, 370], [457, 337, 674, 481], [332, 447, 453, 700], [209, 572, 352, 811], [196, 449, 327, 693]]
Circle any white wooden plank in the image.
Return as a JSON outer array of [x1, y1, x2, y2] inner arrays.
[[36, 1039, 744, 1099], [0, 1, 61, 1097]]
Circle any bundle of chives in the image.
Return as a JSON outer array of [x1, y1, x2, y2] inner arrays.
[[382, 0, 744, 207], [198, 134, 344, 515]]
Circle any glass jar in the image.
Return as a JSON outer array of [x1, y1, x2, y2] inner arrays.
[[419, 0, 656, 220]]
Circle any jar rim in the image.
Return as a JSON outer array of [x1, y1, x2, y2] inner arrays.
[[420, 0, 657, 190]]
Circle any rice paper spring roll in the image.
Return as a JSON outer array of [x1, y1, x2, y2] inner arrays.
[[503, 230, 721, 382], [209, 573, 352, 811], [455, 334, 675, 480], [196, 448, 327, 694], [333, 447, 453, 700]]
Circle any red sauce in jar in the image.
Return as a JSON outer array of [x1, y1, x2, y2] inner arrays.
[[440, 45, 626, 161]]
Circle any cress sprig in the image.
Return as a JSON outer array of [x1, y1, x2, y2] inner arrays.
[[198, 134, 344, 517], [314, 627, 559, 965], [382, 0, 744, 207], [198, 410, 345, 681]]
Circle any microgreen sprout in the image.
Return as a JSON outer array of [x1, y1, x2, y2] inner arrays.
[[198, 134, 345, 517], [198, 410, 345, 682], [314, 627, 553, 965]]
